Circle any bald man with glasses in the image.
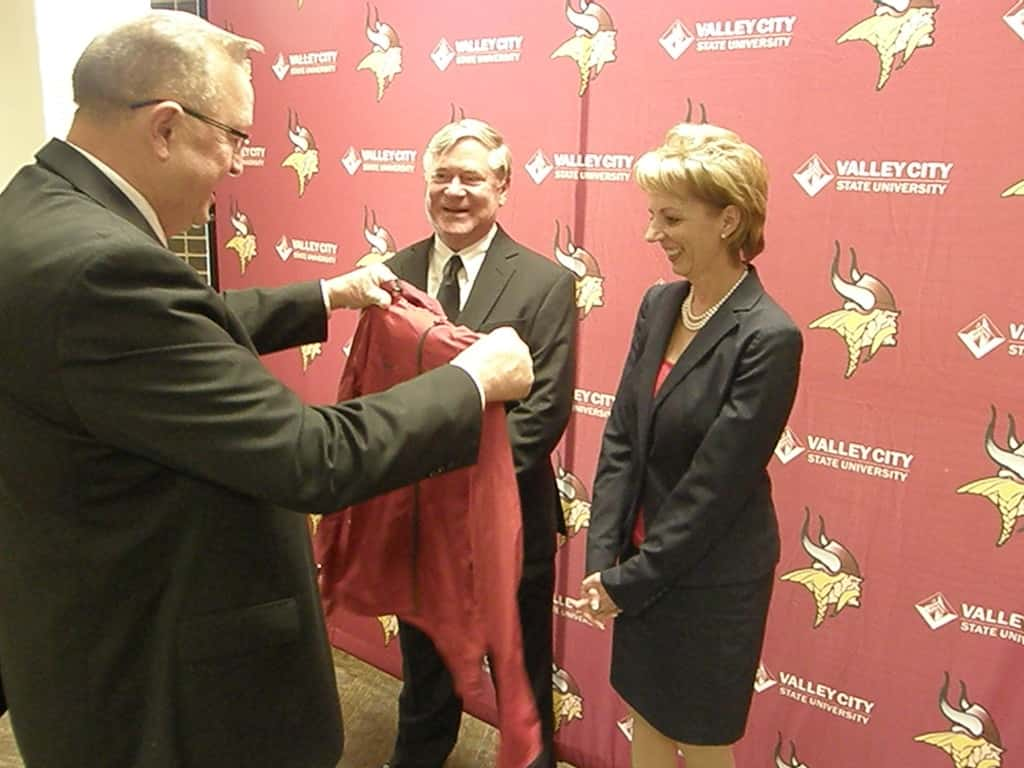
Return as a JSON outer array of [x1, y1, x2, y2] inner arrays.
[[0, 11, 533, 768]]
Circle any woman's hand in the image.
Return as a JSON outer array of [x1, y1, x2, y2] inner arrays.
[[577, 571, 621, 620]]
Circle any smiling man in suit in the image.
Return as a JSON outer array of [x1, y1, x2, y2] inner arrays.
[[382, 119, 577, 768], [0, 13, 534, 768]]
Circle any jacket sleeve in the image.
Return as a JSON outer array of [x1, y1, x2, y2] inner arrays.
[[222, 281, 327, 355], [602, 322, 803, 615], [585, 286, 657, 574], [57, 247, 481, 514], [506, 271, 576, 476]]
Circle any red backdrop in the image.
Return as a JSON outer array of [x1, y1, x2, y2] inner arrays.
[[207, 1, 1024, 766]]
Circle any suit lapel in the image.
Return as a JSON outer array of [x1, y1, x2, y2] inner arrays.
[[652, 269, 765, 415], [456, 226, 517, 330], [632, 282, 686, 461], [391, 238, 431, 291], [35, 139, 163, 245]]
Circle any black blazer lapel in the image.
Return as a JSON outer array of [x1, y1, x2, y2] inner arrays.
[[652, 269, 765, 415], [456, 226, 517, 330], [35, 139, 163, 245], [390, 237, 432, 291]]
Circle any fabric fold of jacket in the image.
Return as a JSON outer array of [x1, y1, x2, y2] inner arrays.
[[314, 282, 541, 768]]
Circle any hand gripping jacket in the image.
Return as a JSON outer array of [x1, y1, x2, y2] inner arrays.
[[314, 282, 541, 768]]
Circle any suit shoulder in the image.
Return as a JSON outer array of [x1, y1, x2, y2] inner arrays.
[[512, 244, 570, 283], [746, 292, 802, 347]]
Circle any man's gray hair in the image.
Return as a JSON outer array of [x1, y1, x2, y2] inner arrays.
[[72, 11, 263, 115], [423, 118, 512, 183]]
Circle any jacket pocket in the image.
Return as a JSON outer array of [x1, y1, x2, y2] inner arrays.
[[178, 597, 299, 663]]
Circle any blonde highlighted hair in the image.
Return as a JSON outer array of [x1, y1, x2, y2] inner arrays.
[[634, 123, 768, 260]]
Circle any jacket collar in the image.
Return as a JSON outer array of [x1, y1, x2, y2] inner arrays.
[[394, 224, 520, 329], [35, 139, 163, 244], [644, 267, 766, 415]]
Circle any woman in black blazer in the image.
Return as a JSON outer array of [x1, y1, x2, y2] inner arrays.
[[581, 124, 802, 768]]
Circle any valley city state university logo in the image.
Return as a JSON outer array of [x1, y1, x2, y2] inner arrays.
[[775, 734, 813, 768], [356, 206, 396, 266], [281, 109, 319, 197], [551, 0, 617, 96], [552, 663, 584, 731], [780, 508, 863, 628], [555, 458, 591, 546], [223, 198, 257, 275], [553, 220, 604, 319], [915, 672, 1004, 768], [956, 406, 1024, 547], [809, 241, 899, 379], [357, 4, 402, 101], [837, 0, 938, 90]]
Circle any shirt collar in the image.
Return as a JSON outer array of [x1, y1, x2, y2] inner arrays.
[[65, 141, 169, 247], [432, 224, 498, 267]]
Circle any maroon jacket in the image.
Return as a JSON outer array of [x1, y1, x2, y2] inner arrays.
[[314, 283, 540, 768]]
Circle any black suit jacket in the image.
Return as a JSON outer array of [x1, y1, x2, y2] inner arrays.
[[0, 140, 483, 768], [586, 270, 802, 615], [387, 227, 576, 567]]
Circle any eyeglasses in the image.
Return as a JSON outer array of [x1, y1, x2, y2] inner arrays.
[[129, 99, 250, 148]]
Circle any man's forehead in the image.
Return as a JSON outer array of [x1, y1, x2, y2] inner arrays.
[[433, 140, 496, 170]]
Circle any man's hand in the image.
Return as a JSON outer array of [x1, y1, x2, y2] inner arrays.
[[450, 327, 534, 404], [323, 264, 398, 310]]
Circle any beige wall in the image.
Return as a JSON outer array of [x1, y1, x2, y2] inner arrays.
[[1, 0, 45, 187], [1, 0, 150, 188]]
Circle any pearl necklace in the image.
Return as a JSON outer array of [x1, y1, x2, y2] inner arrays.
[[681, 269, 749, 331]]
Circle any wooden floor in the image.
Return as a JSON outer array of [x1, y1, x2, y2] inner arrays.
[[0, 650, 499, 767]]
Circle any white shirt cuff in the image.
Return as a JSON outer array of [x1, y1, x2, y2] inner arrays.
[[319, 279, 332, 316]]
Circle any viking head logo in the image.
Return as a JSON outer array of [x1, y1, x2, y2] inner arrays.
[[775, 733, 810, 768], [837, 0, 938, 90], [683, 96, 708, 125], [552, 664, 584, 731], [224, 198, 257, 275], [809, 241, 899, 378], [556, 455, 591, 545], [300, 343, 323, 371], [1002, 178, 1024, 197], [357, 3, 402, 101], [281, 109, 319, 197], [377, 614, 399, 645], [551, 0, 618, 96], [780, 508, 863, 628], [956, 406, 1024, 547], [356, 206, 397, 266], [914, 672, 1004, 768], [554, 220, 604, 319]]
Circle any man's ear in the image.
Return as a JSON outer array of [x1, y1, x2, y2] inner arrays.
[[498, 177, 510, 206], [148, 102, 183, 162]]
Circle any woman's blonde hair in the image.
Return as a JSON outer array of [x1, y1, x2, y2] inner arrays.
[[634, 123, 768, 260]]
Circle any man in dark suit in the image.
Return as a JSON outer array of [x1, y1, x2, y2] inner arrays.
[[383, 119, 576, 768], [0, 13, 532, 768]]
